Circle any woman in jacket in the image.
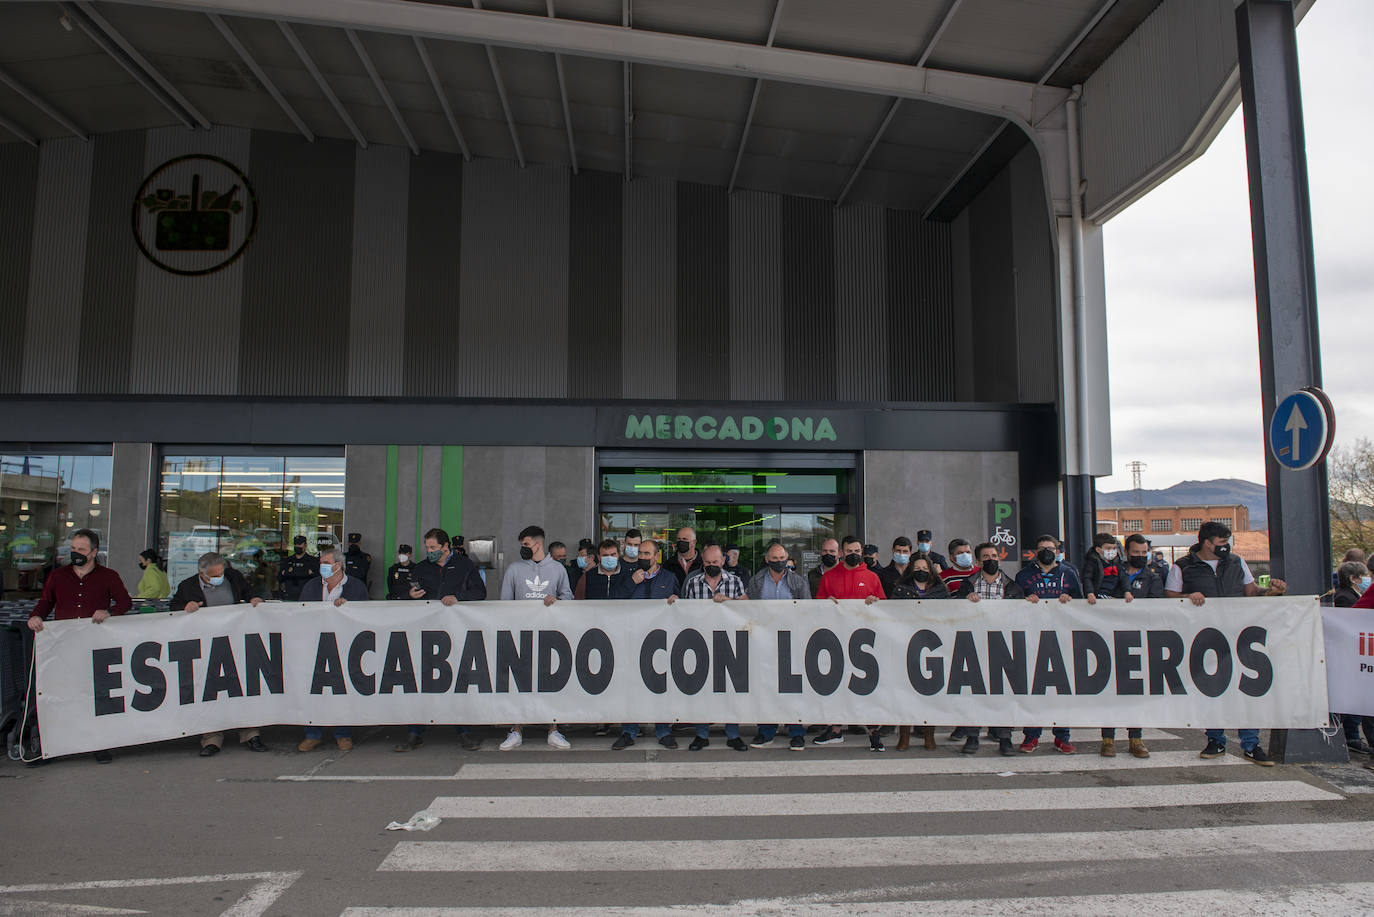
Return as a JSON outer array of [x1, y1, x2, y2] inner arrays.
[[891, 555, 946, 750]]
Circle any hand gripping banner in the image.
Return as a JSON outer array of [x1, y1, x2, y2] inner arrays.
[[33, 597, 1328, 757]]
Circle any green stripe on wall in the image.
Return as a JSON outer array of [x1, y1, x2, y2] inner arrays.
[[441, 445, 463, 538], [384, 444, 398, 554]]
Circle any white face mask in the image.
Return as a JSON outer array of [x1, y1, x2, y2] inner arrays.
[[1102, 549, 1118, 561], [397, 554, 408, 564]]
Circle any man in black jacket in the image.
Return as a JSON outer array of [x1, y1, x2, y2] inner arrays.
[[277, 535, 318, 600], [1099, 533, 1162, 760], [344, 532, 372, 587], [386, 544, 416, 599]]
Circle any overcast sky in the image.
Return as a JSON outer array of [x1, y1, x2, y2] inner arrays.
[[1095, 0, 1370, 494]]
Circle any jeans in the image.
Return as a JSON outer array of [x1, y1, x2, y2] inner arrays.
[[696, 723, 741, 739], [1022, 727, 1070, 742], [407, 725, 471, 737], [1100, 727, 1143, 739], [304, 726, 352, 740], [758, 724, 806, 741], [622, 723, 672, 739], [1205, 728, 1260, 750], [1340, 714, 1373, 745]]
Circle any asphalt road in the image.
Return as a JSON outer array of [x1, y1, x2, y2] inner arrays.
[[5, 725, 1374, 916]]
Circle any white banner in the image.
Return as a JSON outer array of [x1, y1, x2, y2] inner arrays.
[[34, 597, 1327, 758], [1321, 607, 1374, 716]]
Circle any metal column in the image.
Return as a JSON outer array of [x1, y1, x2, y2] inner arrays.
[[1235, 0, 1339, 763]]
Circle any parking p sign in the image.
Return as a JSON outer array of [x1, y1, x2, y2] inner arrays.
[[1268, 388, 1335, 471]]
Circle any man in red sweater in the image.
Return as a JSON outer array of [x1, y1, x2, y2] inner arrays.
[[27, 528, 132, 763], [814, 535, 886, 750]]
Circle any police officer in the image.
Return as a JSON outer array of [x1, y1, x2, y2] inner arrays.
[[277, 535, 318, 601], [344, 532, 372, 586], [387, 544, 415, 600]]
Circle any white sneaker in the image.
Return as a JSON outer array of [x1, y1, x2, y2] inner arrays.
[[499, 730, 523, 751], [547, 730, 571, 750]]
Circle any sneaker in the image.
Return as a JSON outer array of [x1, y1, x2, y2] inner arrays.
[[1099, 738, 1116, 757], [961, 737, 979, 755], [869, 732, 885, 753], [659, 735, 678, 750], [1243, 745, 1275, 766], [1347, 740, 1373, 756], [336, 737, 353, 751], [594, 724, 612, 736], [199, 744, 220, 757], [812, 728, 844, 746], [749, 733, 773, 748], [547, 730, 571, 750], [297, 738, 321, 752], [948, 727, 968, 742], [689, 736, 709, 751], [726, 737, 749, 752], [460, 733, 483, 751], [611, 733, 635, 751], [499, 730, 523, 751], [998, 738, 1016, 756], [1129, 738, 1150, 759], [1018, 738, 1038, 754], [1053, 738, 1075, 755], [244, 736, 269, 753], [394, 734, 424, 753], [1200, 738, 1226, 759], [790, 736, 805, 751]]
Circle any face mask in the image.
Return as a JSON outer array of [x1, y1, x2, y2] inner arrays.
[[70, 551, 89, 566], [600, 555, 617, 571], [426, 549, 442, 563], [1213, 543, 1231, 557], [981, 558, 999, 575], [519, 546, 534, 561], [1036, 547, 1057, 566], [676, 540, 691, 555], [576, 556, 589, 569], [207, 574, 225, 586], [397, 554, 409, 564], [820, 554, 838, 568], [912, 569, 931, 583], [294, 546, 305, 555], [843, 552, 863, 568], [917, 542, 931, 553], [139, 561, 148, 569], [1361, 576, 1372, 590], [1129, 555, 1148, 568], [624, 545, 639, 560], [637, 557, 653, 571], [767, 560, 787, 573], [955, 552, 972, 568], [892, 552, 910, 566], [1055, 552, 1064, 563], [704, 564, 722, 577], [319, 563, 334, 578], [1102, 549, 1118, 561]]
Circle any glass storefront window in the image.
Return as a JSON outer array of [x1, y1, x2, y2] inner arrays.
[[158, 453, 345, 594], [0, 451, 114, 598]]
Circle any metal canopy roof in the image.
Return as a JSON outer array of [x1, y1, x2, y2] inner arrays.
[[0, 0, 1164, 214]]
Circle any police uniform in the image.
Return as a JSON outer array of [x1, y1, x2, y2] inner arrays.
[[387, 544, 415, 600], [278, 537, 319, 601], [344, 532, 372, 586]]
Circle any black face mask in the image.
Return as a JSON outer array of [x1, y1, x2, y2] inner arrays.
[[637, 557, 653, 571], [1129, 554, 1149, 568], [294, 546, 305, 555], [519, 546, 534, 561], [71, 551, 89, 567], [1213, 543, 1231, 557], [703, 564, 722, 577], [676, 540, 691, 555], [912, 569, 931, 583], [981, 558, 999, 575], [843, 552, 863, 568], [820, 554, 838, 568], [767, 560, 787, 573], [1036, 547, 1057, 567]]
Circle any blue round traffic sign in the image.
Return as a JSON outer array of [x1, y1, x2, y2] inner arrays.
[[1268, 388, 1335, 471]]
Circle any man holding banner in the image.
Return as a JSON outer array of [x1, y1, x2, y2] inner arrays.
[[955, 542, 1025, 756], [298, 545, 367, 752], [498, 525, 574, 751]]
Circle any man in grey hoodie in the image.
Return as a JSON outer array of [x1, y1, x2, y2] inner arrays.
[[498, 524, 574, 750]]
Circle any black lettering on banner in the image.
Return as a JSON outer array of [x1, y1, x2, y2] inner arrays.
[[1189, 627, 1232, 698], [129, 641, 166, 712], [987, 631, 1027, 695], [640, 629, 667, 694], [202, 635, 244, 702], [244, 633, 283, 696], [1072, 631, 1111, 695], [538, 630, 572, 693], [671, 629, 710, 695], [712, 631, 748, 693], [92, 647, 124, 716], [575, 629, 614, 695], [310, 633, 347, 695], [1147, 630, 1187, 695], [777, 631, 803, 693], [455, 631, 493, 694], [804, 629, 844, 696], [947, 631, 987, 695], [347, 631, 378, 696], [848, 629, 878, 695], [496, 630, 533, 693], [379, 632, 418, 694], [1236, 626, 1273, 697], [420, 630, 453, 693], [1031, 631, 1071, 695], [906, 630, 944, 696], [1113, 631, 1145, 696], [168, 639, 203, 705]]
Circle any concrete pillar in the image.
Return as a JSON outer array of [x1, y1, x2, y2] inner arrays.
[[108, 443, 154, 591]]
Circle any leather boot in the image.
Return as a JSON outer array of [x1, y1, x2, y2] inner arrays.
[[923, 726, 937, 750], [896, 725, 911, 751]]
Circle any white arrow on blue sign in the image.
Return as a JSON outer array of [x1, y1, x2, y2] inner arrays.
[[1268, 389, 1335, 471]]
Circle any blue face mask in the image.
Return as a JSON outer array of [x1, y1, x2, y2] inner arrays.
[[576, 556, 589, 569], [1055, 552, 1064, 563], [1362, 576, 1372, 591], [623, 545, 639, 560], [892, 552, 910, 566], [955, 552, 973, 568], [917, 542, 931, 553], [319, 563, 334, 579], [207, 574, 224, 587], [600, 555, 618, 571]]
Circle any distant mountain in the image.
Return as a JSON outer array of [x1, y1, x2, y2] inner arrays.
[[1097, 478, 1269, 529]]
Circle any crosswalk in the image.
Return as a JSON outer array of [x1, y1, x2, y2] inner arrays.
[[337, 727, 1373, 915]]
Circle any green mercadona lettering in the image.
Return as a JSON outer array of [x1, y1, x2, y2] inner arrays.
[[624, 414, 837, 442]]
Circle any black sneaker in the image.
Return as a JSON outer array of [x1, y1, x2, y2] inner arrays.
[[244, 736, 269, 753], [948, 727, 968, 742], [460, 733, 483, 751], [726, 737, 749, 752], [199, 744, 220, 757], [1243, 745, 1275, 767], [998, 738, 1016, 756], [961, 737, 979, 755], [594, 724, 612, 736], [1348, 740, 1373, 756], [1200, 739, 1226, 759], [812, 728, 844, 746], [749, 733, 773, 748], [394, 734, 424, 753], [869, 732, 885, 753], [94, 750, 112, 764], [789, 736, 805, 751], [658, 735, 678, 750], [689, 736, 709, 751], [611, 733, 635, 751]]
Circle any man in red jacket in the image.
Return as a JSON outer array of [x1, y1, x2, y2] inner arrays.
[[814, 535, 886, 750], [27, 528, 132, 764]]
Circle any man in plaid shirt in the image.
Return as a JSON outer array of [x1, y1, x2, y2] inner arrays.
[[671, 543, 749, 751], [953, 542, 1026, 755]]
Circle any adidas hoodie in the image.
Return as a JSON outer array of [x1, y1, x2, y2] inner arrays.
[[500, 554, 573, 601]]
